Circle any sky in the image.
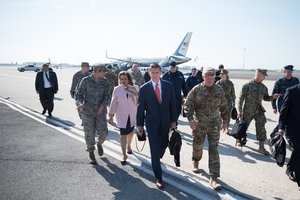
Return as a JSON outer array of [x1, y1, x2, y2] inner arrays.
[[0, 0, 299, 69]]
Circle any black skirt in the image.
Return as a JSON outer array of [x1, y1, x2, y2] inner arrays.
[[120, 116, 134, 135]]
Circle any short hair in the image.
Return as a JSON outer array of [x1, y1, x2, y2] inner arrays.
[[42, 63, 49, 68], [118, 71, 134, 86], [149, 63, 161, 71], [218, 64, 224, 69]]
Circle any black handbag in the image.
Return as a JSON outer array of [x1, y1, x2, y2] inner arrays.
[[135, 129, 146, 152], [269, 132, 286, 167], [137, 130, 146, 141], [229, 118, 247, 146], [230, 106, 238, 120]]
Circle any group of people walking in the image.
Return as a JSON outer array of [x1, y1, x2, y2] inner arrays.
[[34, 61, 300, 190]]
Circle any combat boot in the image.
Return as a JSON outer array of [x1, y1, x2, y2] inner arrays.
[[258, 140, 269, 155], [192, 161, 200, 173], [89, 151, 97, 165], [97, 141, 104, 156], [210, 176, 221, 190]]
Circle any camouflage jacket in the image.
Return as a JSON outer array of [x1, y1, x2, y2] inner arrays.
[[184, 83, 229, 125], [216, 79, 236, 107], [272, 76, 299, 110], [70, 70, 91, 97], [76, 75, 110, 116], [105, 72, 118, 95], [130, 70, 144, 87], [238, 79, 273, 114]]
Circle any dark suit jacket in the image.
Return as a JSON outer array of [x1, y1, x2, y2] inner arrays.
[[35, 71, 58, 93], [279, 83, 300, 139], [137, 79, 177, 134]]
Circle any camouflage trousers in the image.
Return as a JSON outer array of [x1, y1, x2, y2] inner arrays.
[[81, 111, 108, 152], [192, 123, 220, 177], [243, 111, 267, 141]]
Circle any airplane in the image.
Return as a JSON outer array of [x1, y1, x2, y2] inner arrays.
[[106, 32, 193, 72]]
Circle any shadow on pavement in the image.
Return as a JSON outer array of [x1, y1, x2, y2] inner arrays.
[[92, 157, 193, 200]]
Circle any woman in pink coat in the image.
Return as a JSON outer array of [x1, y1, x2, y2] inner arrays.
[[108, 71, 138, 165]]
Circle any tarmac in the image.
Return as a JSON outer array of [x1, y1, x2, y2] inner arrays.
[[0, 66, 300, 199]]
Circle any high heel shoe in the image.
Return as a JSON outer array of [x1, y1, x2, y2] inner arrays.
[[121, 156, 128, 166]]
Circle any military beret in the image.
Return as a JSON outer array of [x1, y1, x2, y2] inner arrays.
[[202, 67, 215, 76], [81, 62, 90, 67], [256, 68, 268, 76], [93, 64, 109, 73], [283, 65, 294, 71], [220, 69, 229, 75]]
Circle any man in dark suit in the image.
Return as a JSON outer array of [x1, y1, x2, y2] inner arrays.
[[137, 63, 177, 189], [35, 64, 58, 117], [278, 83, 300, 189]]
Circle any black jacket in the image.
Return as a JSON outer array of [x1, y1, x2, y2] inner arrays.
[[169, 130, 182, 166], [35, 71, 58, 93]]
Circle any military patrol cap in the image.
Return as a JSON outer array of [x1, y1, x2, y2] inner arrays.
[[81, 62, 89, 67], [170, 61, 177, 67], [283, 65, 294, 71], [256, 68, 268, 76], [202, 67, 215, 76], [93, 63, 109, 73], [220, 69, 229, 75]]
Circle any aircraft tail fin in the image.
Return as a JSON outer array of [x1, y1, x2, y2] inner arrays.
[[173, 32, 192, 57]]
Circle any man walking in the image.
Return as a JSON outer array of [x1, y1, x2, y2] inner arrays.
[[184, 67, 228, 190], [162, 61, 188, 122], [76, 64, 110, 164], [70, 62, 91, 99], [137, 63, 177, 189], [278, 83, 300, 189], [35, 63, 58, 118], [128, 64, 144, 87], [238, 69, 280, 154]]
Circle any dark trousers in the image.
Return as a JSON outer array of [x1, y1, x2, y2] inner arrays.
[[148, 126, 169, 180], [288, 138, 300, 187], [39, 88, 54, 113]]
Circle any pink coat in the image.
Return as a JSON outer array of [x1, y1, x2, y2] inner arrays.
[[109, 85, 138, 128]]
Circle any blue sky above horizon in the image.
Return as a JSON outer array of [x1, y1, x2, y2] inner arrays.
[[0, 0, 299, 69]]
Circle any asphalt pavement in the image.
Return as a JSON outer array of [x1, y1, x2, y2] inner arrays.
[[0, 101, 200, 200]]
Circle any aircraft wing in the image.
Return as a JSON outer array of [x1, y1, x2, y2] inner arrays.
[[106, 50, 148, 66]]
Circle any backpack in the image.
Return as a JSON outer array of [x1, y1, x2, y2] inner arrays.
[[229, 118, 247, 146]]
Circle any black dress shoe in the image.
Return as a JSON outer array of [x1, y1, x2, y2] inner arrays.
[[286, 170, 296, 182], [42, 109, 46, 115], [156, 179, 164, 190]]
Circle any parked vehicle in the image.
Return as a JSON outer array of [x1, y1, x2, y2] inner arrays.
[[17, 64, 41, 72]]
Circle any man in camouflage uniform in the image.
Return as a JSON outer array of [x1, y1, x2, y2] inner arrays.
[[129, 64, 144, 87], [216, 69, 236, 133], [76, 64, 110, 164], [104, 64, 118, 99], [70, 62, 91, 98], [184, 67, 228, 190], [238, 69, 280, 155]]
